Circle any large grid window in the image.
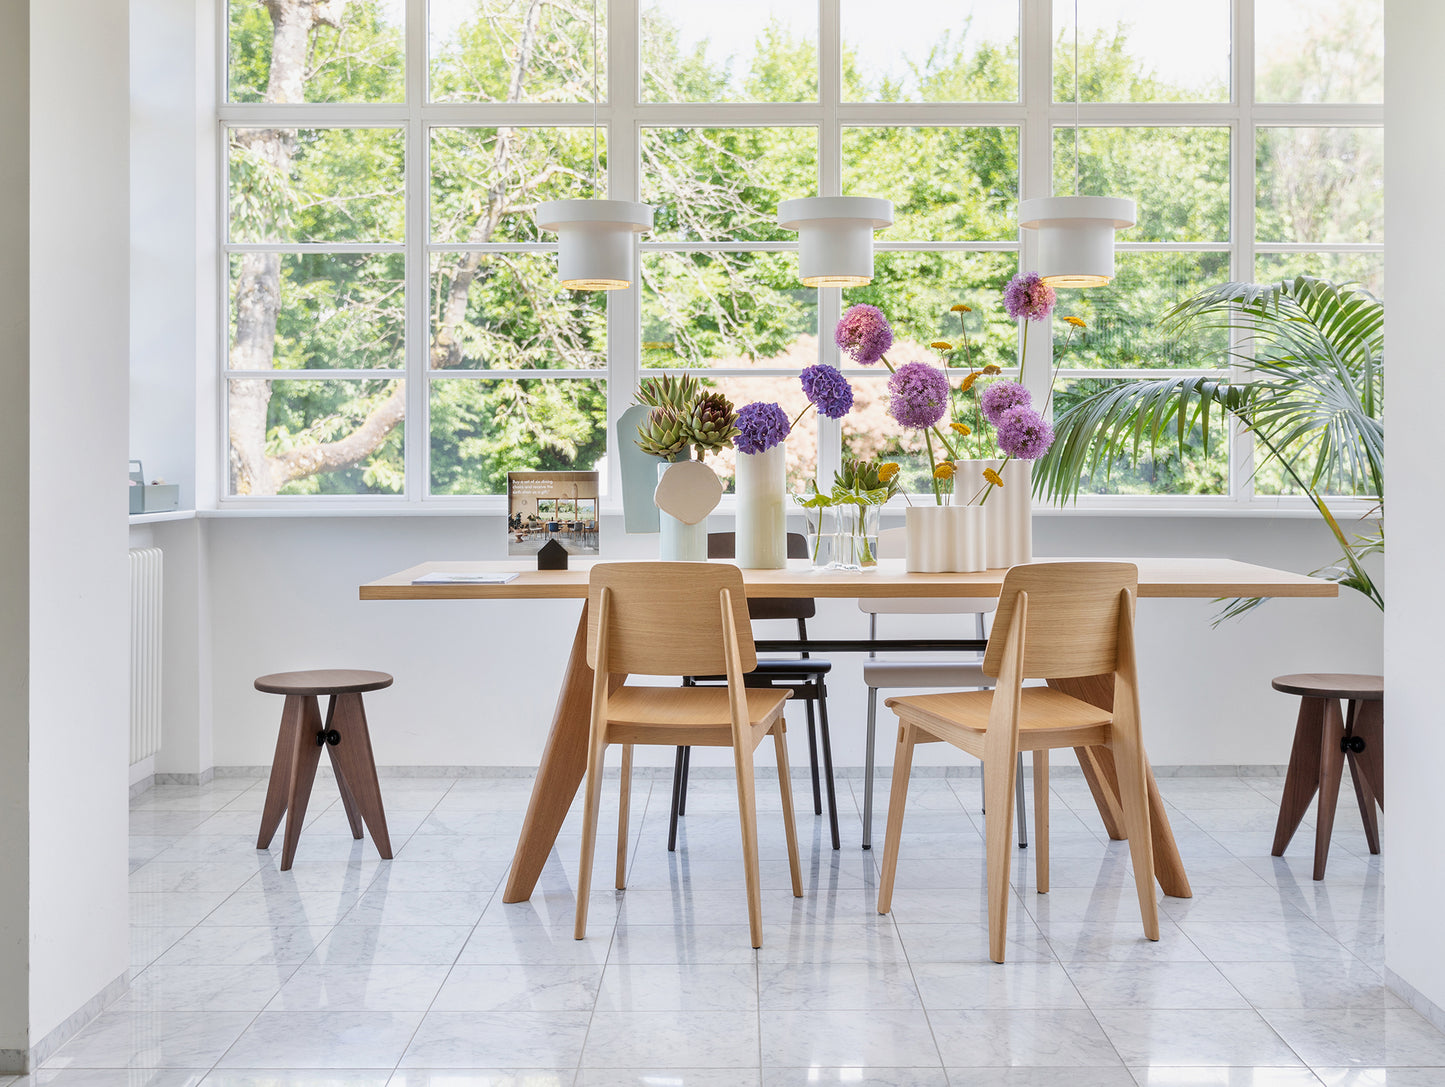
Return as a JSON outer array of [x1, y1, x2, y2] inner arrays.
[[221, 0, 1382, 504]]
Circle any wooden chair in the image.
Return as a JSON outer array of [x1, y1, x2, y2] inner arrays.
[[877, 562, 1159, 963], [576, 562, 803, 949], [673, 531, 840, 850]]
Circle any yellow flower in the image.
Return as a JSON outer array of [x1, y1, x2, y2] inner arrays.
[[878, 462, 900, 482], [959, 373, 978, 392], [950, 303, 972, 313], [1063, 315, 1087, 329], [950, 422, 972, 436], [933, 462, 956, 481], [981, 364, 1002, 375], [930, 340, 954, 351], [983, 468, 1005, 488]]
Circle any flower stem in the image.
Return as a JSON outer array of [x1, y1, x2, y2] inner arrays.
[[924, 429, 942, 506]]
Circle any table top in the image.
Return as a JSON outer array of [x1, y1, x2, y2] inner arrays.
[[360, 557, 1338, 602]]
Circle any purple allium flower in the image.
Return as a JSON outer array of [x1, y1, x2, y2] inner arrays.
[[1003, 272, 1057, 321], [734, 401, 791, 455], [886, 362, 951, 430], [799, 364, 855, 419], [979, 380, 1032, 425], [995, 406, 1055, 460], [834, 304, 894, 365]]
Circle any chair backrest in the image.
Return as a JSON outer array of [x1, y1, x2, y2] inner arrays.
[[982, 562, 1137, 680], [588, 561, 756, 677], [860, 527, 997, 617], [708, 532, 815, 621]]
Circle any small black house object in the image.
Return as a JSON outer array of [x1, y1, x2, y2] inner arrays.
[[537, 539, 569, 570]]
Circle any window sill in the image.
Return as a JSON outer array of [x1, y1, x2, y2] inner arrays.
[[130, 510, 198, 525]]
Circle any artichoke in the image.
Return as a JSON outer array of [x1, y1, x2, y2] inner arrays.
[[636, 406, 689, 460], [684, 391, 740, 454], [636, 373, 702, 412]]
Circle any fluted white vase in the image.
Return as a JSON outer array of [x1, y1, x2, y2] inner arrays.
[[734, 444, 787, 569], [952, 458, 1033, 568], [905, 504, 988, 573]]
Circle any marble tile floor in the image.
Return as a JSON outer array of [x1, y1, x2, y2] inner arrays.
[[9, 767, 1441, 1087]]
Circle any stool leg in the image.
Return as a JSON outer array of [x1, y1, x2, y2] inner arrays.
[[280, 695, 325, 871], [328, 693, 393, 861], [257, 693, 305, 851], [816, 680, 840, 851], [324, 696, 364, 841], [1344, 700, 1382, 855], [1314, 698, 1347, 880], [1352, 699, 1385, 808], [1272, 696, 1325, 857]]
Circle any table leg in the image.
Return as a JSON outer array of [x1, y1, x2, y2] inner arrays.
[[1049, 674, 1192, 899], [503, 602, 626, 903]]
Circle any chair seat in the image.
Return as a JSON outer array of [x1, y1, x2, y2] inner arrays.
[[254, 669, 394, 696], [606, 685, 790, 743], [886, 686, 1113, 750], [864, 660, 987, 689]]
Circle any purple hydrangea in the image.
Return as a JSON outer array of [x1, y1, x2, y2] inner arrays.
[[834, 304, 894, 365], [995, 406, 1055, 460], [799, 364, 855, 419], [734, 401, 791, 455], [886, 362, 951, 430], [979, 380, 1032, 425], [1004, 272, 1057, 321]]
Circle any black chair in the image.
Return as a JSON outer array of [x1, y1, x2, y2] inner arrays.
[[671, 531, 840, 850]]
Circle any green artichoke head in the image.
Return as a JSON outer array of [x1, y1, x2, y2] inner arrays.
[[684, 391, 740, 455], [636, 406, 689, 460], [636, 373, 702, 412]]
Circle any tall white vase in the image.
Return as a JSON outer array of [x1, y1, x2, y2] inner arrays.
[[734, 444, 787, 569], [905, 504, 987, 573], [952, 458, 1033, 568]]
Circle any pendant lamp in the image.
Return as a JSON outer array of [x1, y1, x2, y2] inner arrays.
[[1018, 0, 1135, 288], [535, 0, 652, 290], [777, 196, 893, 288]]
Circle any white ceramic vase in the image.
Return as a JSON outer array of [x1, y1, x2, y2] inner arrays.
[[734, 444, 787, 569], [904, 504, 988, 573], [952, 458, 1033, 568], [657, 462, 709, 561]]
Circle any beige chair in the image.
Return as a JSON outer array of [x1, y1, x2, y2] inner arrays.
[[877, 561, 1159, 963], [575, 561, 803, 949]]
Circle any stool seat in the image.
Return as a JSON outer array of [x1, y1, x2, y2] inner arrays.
[[1271, 673, 1383, 701], [255, 669, 394, 696]]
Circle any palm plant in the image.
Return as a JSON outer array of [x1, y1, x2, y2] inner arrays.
[[1035, 276, 1383, 619]]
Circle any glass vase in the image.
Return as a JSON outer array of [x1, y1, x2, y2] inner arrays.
[[831, 503, 881, 571]]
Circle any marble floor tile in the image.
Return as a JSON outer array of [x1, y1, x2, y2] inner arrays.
[[1260, 1009, 1445, 1067], [152, 925, 330, 967], [458, 920, 613, 966], [1063, 961, 1250, 1009], [398, 1011, 591, 1068], [43, 1011, 256, 1070], [433, 963, 604, 1012], [216, 1012, 425, 1069], [130, 891, 237, 928], [1312, 1070, 1445, 1086], [757, 960, 920, 1010], [339, 890, 490, 927], [945, 1071, 1137, 1087], [13, 1070, 210, 1086], [388, 1073, 571, 1087], [579, 1072, 760, 1087], [1093, 1008, 1304, 1068], [895, 919, 1057, 964], [1128, 1067, 1327, 1086], [201, 890, 363, 929], [604, 922, 756, 966], [759, 1008, 943, 1070], [1177, 921, 1356, 964], [304, 924, 471, 966], [267, 964, 451, 1011], [911, 961, 1086, 1010], [762, 1070, 946, 1087], [117, 964, 299, 1011], [595, 961, 756, 1012], [582, 1009, 760, 1068], [1216, 960, 1401, 1009], [929, 1007, 1125, 1067], [201, 1072, 392, 1085]]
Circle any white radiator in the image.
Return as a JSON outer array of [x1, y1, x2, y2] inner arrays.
[[129, 547, 163, 764]]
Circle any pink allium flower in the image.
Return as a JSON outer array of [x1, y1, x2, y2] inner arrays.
[[1004, 272, 1057, 321], [886, 362, 951, 430], [995, 406, 1055, 460], [834, 304, 894, 365], [979, 380, 1032, 425]]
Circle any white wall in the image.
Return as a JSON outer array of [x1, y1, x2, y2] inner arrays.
[[1382, 0, 1445, 1023], [202, 511, 1380, 774], [24, 0, 133, 1059], [0, 0, 31, 1064]]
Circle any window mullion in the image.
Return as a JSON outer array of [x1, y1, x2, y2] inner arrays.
[[610, 0, 641, 504], [816, 0, 843, 489], [406, 0, 427, 503], [1232, 0, 1257, 504]]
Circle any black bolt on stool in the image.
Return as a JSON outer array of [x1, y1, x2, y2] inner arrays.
[[1270, 672, 1384, 880], [255, 668, 394, 871]]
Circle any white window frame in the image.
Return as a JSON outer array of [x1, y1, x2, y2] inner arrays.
[[216, 0, 1383, 513]]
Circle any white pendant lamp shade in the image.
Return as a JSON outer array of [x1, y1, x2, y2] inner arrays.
[[1018, 196, 1136, 288], [535, 199, 654, 290], [776, 196, 893, 288]]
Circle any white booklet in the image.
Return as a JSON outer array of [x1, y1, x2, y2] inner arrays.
[[410, 571, 520, 585]]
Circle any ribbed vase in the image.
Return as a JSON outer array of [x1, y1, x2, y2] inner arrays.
[[904, 504, 988, 573], [952, 458, 1033, 568]]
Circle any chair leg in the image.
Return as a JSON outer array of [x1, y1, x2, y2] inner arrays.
[[772, 723, 803, 898], [863, 687, 879, 850], [1272, 696, 1326, 856], [804, 698, 823, 815], [1109, 736, 1160, 942], [326, 693, 392, 861], [1314, 698, 1347, 881], [815, 681, 841, 851], [1033, 751, 1050, 894], [876, 721, 919, 916], [616, 743, 633, 889], [573, 726, 608, 940], [1015, 752, 1029, 849], [732, 733, 765, 948], [679, 746, 691, 815], [668, 745, 686, 852], [983, 735, 1020, 963]]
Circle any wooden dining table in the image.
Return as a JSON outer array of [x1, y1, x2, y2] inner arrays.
[[361, 556, 1337, 904]]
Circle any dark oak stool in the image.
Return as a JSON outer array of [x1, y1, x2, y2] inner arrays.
[[1270, 673, 1384, 880], [255, 669, 394, 871]]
